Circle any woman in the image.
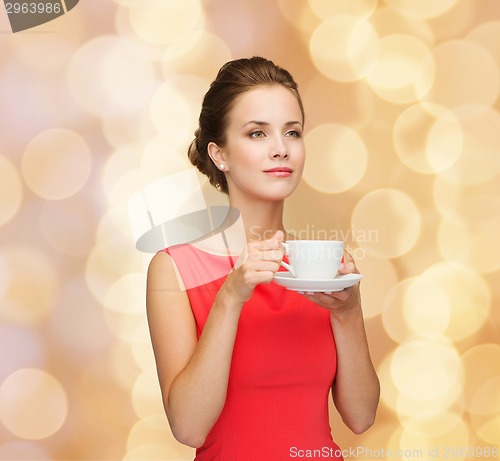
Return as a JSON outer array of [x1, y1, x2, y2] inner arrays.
[[146, 56, 380, 459]]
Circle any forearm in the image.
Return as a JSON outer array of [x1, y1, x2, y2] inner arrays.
[[330, 305, 380, 434], [166, 290, 242, 447]]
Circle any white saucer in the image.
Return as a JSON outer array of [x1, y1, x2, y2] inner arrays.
[[273, 272, 363, 292]]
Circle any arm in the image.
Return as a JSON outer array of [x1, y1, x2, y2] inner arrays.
[[146, 233, 284, 447], [303, 252, 380, 434]]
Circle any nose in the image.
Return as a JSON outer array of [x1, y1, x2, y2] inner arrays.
[[271, 136, 288, 159]]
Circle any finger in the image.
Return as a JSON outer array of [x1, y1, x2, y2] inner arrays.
[[338, 250, 358, 274], [247, 248, 284, 263], [246, 260, 281, 273], [309, 292, 337, 305], [273, 230, 284, 242]]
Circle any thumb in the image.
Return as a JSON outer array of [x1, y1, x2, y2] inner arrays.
[[273, 230, 284, 241]]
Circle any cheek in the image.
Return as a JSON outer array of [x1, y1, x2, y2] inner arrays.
[[296, 146, 306, 167]]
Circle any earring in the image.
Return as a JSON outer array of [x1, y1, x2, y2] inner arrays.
[[219, 163, 225, 170]]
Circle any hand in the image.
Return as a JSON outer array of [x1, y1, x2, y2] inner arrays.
[[301, 251, 362, 317], [221, 230, 285, 306]]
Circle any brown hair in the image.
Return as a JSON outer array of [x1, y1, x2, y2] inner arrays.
[[188, 56, 304, 195]]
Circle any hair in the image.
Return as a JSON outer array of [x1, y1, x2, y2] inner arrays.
[[187, 56, 304, 195]]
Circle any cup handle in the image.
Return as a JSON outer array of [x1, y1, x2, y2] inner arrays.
[[280, 242, 295, 277]]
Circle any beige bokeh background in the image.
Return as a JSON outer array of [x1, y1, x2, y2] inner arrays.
[[1, 0, 499, 460]]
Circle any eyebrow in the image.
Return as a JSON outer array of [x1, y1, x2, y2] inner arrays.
[[243, 120, 303, 128]]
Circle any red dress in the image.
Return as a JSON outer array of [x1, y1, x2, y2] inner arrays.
[[166, 243, 344, 460]]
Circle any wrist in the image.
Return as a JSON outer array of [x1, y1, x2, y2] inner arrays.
[[329, 302, 363, 324], [215, 286, 245, 314]]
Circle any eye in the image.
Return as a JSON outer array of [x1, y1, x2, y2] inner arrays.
[[285, 130, 302, 138], [250, 130, 265, 138]]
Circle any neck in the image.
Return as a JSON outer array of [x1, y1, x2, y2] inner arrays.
[[228, 194, 286, 242]]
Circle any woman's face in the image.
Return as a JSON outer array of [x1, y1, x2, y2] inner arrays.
[[216, 85, 305, 202]]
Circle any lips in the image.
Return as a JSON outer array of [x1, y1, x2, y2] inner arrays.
[[264, 166, 293, 178], [263, 167, 293, 178], [263, 167, 293, 173]]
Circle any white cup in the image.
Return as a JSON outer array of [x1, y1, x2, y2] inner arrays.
[[280, 240, 344, 279]]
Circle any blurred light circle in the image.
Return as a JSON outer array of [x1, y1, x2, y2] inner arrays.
[[104, 273, 146, 315], [127, 415, 194, 457], [351, 189, 421, 258], [1, 246, 59, 325], [438, 195, 500, 273], [371, 7, 434, 45], [390, 335, 463, 402], [432, 174, 499, 221], [467, 21, 500, 69], [382, 277, 450, 343], [303, 76, 375, 130], [354, 254, 398, 318], [381, 278, 415, 341], [366, 34, 435, 104], [128, 0, 203, 45], [379, 348, 461, 416], [422, 262, 490, 341], [103, 79, 158, 120], [383, 0, 459, 20], [403, 277, 450, 336], [432, 173, 462, 217], [101, 87, 157, 150], [124, 444, 178, 461], [462, 343, 500, 444], [21, 129, 92, 201], [377, 351, 399, 413], [130, 321, 156, 371], [277, 0, 320, 33], [470, 377, 500, 416], [109, 342, 140, 392], [50, 278, 112, 358], [102, 310, 145, 342], [131, 368, 163, 419], [10, 33, 77, 74], [0, 325, 45, 382], [74, 361, 134, 445], [161, 31, 232, 81], [393, 103, 463, 174], [0, 441, 51, 461], [307, 0, 377, 19], [424, 40, 500, 109], [303, 123, 368, 193], [309, 15, 380, 82], [85, 237, 143, 304], [0, 155, 23, 227], [40, 197, 97, 257], [461, 344, 500, 412], [67, 35, 155, 117], [101, 145, 142, 198], [399, 415, 469, 460], [111, 0, 149, 5], [471, 414, 500, 447], [150, 84, 194, 147], [439, 105, 500, 186], [0, 369, 67, 440], [401, 410, 464, 438], [149, 81, 197, 149], [141, 137, 192, 174]]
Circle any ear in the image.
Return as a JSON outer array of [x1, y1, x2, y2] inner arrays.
[[207, 142, 228, 171]]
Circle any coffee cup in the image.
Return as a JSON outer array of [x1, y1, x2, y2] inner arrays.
[[280, 240, 344, 279]]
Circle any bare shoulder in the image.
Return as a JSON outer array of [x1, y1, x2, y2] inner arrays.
[[146, 250, 190, 318], [146, 251, 197, 388], [147, 251, 183, 291]]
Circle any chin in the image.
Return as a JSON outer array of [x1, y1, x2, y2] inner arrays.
[[256, 184, 298, 202]]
